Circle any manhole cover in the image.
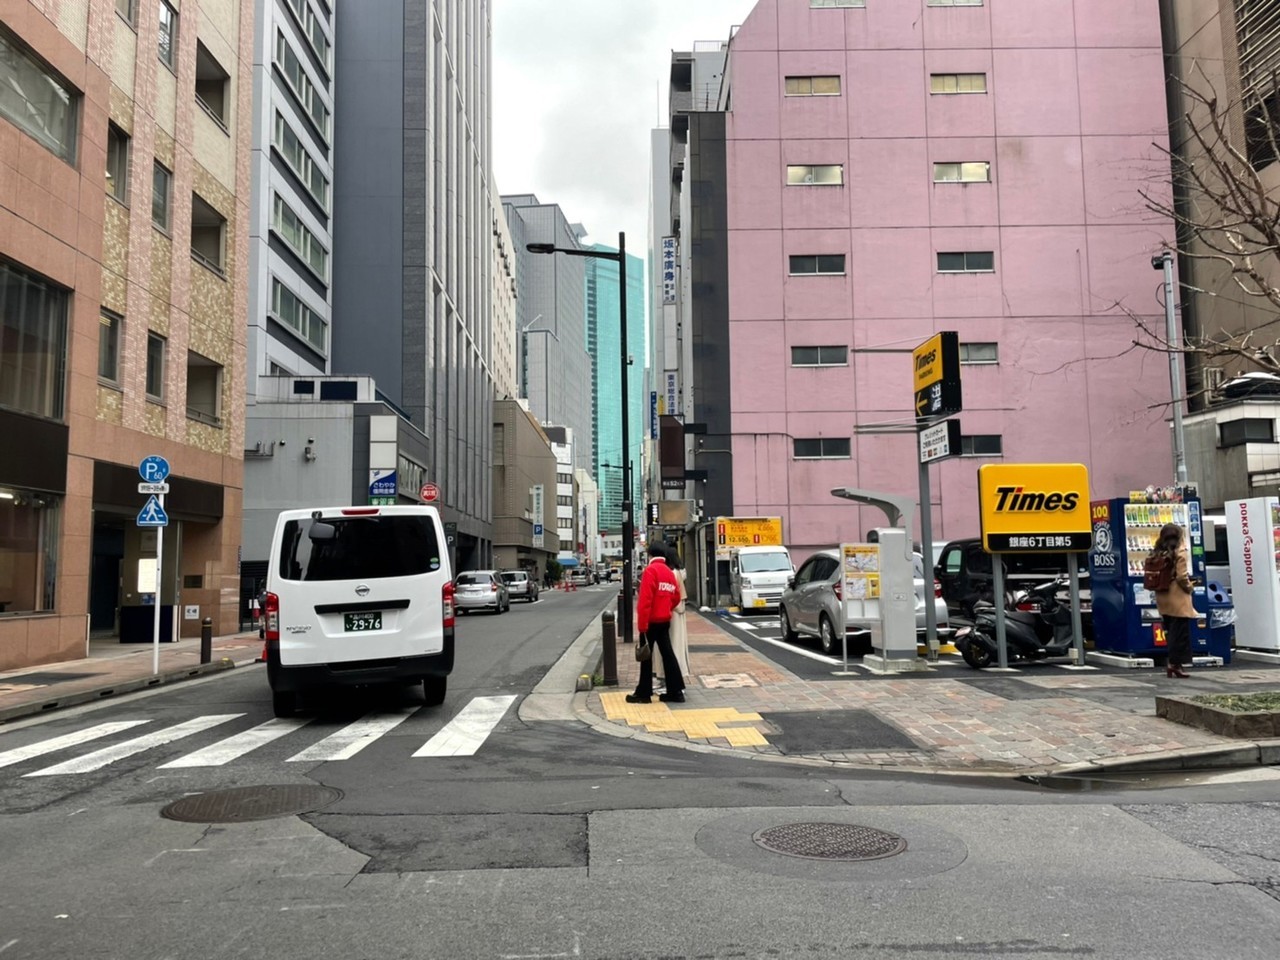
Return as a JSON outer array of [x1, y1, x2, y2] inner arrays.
[[160, 784, 342, 823], [752, 822, 907, 861]]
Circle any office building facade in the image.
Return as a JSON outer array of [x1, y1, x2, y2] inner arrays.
[[331, 0, 495, 568], [1, 0, 252, 668]]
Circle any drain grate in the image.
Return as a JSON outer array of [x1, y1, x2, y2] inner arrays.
[[160, 784, 342, 823], [752, 822, 907, 862]]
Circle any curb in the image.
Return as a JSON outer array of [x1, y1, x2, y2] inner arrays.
[[0, 658, 241, 724]]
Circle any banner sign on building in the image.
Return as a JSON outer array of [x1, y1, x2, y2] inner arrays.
[[369, 469, 397, 505], [531, 484, 545, 548], [650, 391, 658, 439], [661, 236, 677, 303], [665, 371, 678, 418]]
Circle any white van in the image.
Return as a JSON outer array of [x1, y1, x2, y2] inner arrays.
[[264, 505, 454, 717], [730, 545, 794, 611]]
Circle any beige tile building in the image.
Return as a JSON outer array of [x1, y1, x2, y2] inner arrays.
[[0, 0, 251, 669]]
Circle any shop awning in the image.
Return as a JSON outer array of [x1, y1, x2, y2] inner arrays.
[[558, 556, 579, 567]]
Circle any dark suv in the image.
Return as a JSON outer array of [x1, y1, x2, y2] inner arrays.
[[934, 538, 1091, 629], [499, 570, 539, 603]]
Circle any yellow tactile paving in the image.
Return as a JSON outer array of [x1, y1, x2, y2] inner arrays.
[[598, 692, 769, 745], [723, 727, 769, 747]]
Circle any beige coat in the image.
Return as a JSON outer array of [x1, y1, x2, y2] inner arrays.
[[1154, 547, 1196, 619]]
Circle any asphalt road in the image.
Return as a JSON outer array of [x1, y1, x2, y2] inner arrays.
[[1, 584, 1278, 959]]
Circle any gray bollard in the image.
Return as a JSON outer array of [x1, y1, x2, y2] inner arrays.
[[600, 610, 618, 687], [200, 617, 213, 665]]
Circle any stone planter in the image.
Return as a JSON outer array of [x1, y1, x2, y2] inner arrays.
[[1156, 696, 1280, 739]]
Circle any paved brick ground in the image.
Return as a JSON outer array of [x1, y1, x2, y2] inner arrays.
[[587, 612, 1275, 773]]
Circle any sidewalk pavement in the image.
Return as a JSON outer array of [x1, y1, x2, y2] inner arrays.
[[0, 631, 261, 723], [576, 611, 1280, 777]]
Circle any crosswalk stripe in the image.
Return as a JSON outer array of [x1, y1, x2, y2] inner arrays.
[[24, 715, 244, 777], [157, 717, 310, 768], [412, 695, 516, 757], [0, 721, 151, 770], [286, 709, 415, 763]]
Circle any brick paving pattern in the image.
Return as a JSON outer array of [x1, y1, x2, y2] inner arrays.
[[585, 612, 1269, 772]]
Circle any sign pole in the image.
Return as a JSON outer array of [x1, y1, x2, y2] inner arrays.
[[994, 558, 1008, 669], [918, 454, 938, 661], [153, 493, 164, 675], [1068, 557, 1085, 665]]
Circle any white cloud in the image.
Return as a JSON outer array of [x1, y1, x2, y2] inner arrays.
[[492, 0, 758, 251]]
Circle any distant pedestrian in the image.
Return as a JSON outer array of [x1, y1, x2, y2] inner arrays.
[[627, 541, 685, 704], [1151, 522, 1196, 678]]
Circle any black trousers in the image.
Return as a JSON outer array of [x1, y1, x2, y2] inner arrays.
[[1162, 614, 1193, 667], [634, 619, 683, 698]]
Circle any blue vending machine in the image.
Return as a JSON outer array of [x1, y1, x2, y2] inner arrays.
[[1088, 491, 1232, 663]]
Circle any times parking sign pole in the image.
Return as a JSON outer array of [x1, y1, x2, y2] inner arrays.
[[918, 452, 938, 661], [153, 493, 164, 675]]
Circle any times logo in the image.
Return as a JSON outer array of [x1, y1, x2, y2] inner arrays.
[[994, 486, 1081, 512]]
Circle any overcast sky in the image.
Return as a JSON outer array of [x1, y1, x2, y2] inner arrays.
[[492, 0, 758, 259]]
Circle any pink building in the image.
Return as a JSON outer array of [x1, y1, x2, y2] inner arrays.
[[714, 0, 1176, 557]]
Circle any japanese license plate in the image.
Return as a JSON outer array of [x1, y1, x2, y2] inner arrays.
[[344, 612, 382, 632], [752, 598, 766, 608]]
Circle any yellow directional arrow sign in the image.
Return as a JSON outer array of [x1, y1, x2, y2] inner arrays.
[[912, 332, 961, 423]]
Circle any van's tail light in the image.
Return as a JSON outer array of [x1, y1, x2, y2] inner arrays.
[[442, 580, 455, 628], [491, 582, 498, 593], [264, 591, 280, 643], [833, 581, 843, 602], [934, 580, 943, 599]]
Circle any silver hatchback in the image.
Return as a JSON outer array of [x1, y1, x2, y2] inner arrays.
[[499, 570, 539, 602], [779, 549, 948, 655], [454, 570, 510, 614]]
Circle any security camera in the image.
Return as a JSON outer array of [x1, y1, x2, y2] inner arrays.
[[1151, 253, 1166, 270], [278, 439, 286, 446]]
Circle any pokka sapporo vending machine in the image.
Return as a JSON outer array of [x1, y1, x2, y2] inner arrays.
[[1088, 487, 1232, 663]]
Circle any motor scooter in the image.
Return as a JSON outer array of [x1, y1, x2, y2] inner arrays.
[[954, 578, 1075, 669]]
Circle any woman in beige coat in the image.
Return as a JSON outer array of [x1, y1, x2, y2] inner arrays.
[[1152, 523, 1196, 677], [655, 545, 691, 684]]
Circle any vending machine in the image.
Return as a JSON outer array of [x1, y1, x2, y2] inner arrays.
[[1088, 490, 1233, 662], [1225, 497, 1280, 653]]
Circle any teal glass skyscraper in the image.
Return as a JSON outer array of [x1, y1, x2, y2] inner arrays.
[[586, 244, 646, 535]]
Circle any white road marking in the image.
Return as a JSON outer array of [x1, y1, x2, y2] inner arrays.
[[158, 717, 310, 768], [286, 709, 415, 762], [0, 721, 150, 769], [751, 634, 845, 665], [0, 939, 19, 954], [413, 695, 517, 757], [24, 715, 244, 777]]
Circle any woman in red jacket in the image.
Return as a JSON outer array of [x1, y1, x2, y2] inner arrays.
[[627, 541, 685, 704]]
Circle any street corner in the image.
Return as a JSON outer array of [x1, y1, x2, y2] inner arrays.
[[596, 690, 770, 749]]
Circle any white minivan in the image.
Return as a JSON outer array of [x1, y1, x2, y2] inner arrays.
[[730, 545, 795, 611], [263, 505, 455, 717]]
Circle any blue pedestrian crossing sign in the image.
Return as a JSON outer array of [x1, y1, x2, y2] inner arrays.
[[137, 495, 169, 527], [139, 456, 171, 484]]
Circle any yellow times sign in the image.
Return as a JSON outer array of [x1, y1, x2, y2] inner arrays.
[[913, 333, 945, 392], [715, 516, 784, 559], [978, 463, 1091, 553]]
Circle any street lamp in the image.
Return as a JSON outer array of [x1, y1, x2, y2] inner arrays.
[[528, 233, 635, 646]]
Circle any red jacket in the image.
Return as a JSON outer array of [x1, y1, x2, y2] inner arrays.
[[636, 558, 680, 633]]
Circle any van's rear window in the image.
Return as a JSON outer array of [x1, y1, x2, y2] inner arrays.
[[279, 516, 442, 581]]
